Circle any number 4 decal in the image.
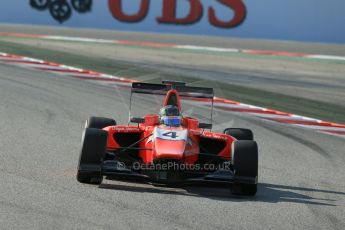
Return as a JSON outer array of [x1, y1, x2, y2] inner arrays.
[[162, 132, 178, 139]]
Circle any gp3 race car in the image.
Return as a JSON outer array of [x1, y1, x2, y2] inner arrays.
[[77, 81, 258, 196]]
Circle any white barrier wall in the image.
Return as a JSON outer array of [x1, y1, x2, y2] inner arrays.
[[0, 0, 344, 44]]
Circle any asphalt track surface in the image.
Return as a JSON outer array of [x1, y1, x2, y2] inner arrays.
[[1, 61, 345, 229]]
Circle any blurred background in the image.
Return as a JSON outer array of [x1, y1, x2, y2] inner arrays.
[[0, 0, 344, 43]]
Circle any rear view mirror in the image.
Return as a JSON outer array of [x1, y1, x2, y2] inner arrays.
[[199, 123, 212, 129], [130, 117, 145, 124]]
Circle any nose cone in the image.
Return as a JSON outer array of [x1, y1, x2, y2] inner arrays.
[[152, 127, 188, 160], [154, 139, 186, 160]]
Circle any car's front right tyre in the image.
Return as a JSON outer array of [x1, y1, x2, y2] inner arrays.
[[85, 117, 116, 129], [77, 128, 108, 185]]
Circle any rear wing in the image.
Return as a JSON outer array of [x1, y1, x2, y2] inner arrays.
[[131, 82, 214, 99], [129, 82, 215, 129]]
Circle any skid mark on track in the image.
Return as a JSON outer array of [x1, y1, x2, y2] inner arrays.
[[258, 121, 331, 159]]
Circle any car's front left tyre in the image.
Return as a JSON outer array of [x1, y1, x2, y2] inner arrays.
[[224, 128, 254, 140], [231, 140, 258, 196]]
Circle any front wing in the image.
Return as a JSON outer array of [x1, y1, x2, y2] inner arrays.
[[101, 160, 257, 186]]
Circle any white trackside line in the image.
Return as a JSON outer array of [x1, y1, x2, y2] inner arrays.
[[44, 35, 114, 44], [307, 55, 345, 61], [214, 103, 274, 110], [175, 45, 239, 53], [20, 64, 66, 69], [319, 130, 345, 136], [37, 65, 95, 72], [45, 72, 102, 78], [249, 113, 306, 120], [294, 125, 345, 131]]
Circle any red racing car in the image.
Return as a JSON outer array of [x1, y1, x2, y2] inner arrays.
[[77, 81, 258, 196]]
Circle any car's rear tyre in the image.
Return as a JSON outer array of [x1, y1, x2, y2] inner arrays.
[[85, 117, 116, 129], [231, 140, 258, 196], [224, 128, 254, 140], [77, 128, 108, 184]]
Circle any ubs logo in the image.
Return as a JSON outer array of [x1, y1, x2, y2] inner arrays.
[[30, 0, 247, 28], [30, 0, 92, 23], [108, 0, 247, 28]]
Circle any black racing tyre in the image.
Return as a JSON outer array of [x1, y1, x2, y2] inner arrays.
[[224, 128, 254, 140], [77, 128, 108, 184], [231, 140, 258, 196], [85, 117, 116, 129]]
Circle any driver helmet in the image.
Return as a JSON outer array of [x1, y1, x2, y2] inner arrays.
[[159, 105, 182, 126]]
